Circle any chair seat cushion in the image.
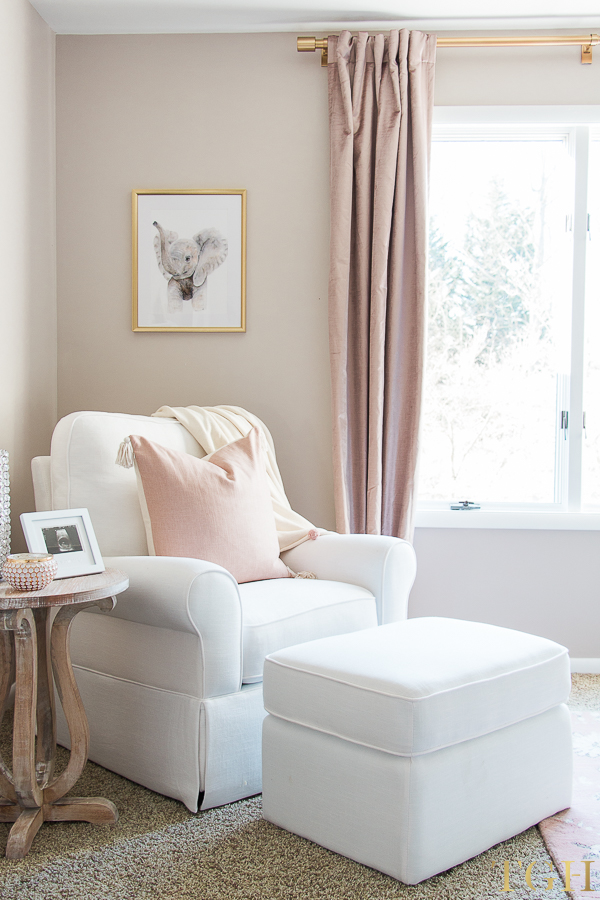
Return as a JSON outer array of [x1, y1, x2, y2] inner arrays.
[[263, 617, 571, 754], [239, 579, 378, 684]]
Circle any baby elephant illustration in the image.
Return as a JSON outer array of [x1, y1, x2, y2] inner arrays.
[[153, 221, 228, 312]]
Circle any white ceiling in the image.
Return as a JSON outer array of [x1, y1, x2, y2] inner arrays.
[[27, 0, 600, 35]]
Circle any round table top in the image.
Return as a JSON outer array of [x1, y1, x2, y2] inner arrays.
[[0, 568, 129, 610]]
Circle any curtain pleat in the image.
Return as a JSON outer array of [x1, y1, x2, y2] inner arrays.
[[328, 29, 436, 541]]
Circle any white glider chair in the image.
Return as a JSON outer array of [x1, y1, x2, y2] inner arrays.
[[31, 411, 417, 812]]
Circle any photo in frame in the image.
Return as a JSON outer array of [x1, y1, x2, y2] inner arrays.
[[20, 508, 105, 579], [132, 189, 246, 332]]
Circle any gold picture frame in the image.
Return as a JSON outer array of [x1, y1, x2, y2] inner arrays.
[[132, 189, 246, 332]]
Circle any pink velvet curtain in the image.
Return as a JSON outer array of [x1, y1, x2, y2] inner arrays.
[[328, 29, 436, 541]]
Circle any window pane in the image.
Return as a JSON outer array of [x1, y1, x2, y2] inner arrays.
[[582, 138, 600, 505], [420, 136, 573, 504]]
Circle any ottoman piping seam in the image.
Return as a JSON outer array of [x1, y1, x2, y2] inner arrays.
[[264, 650, 568, 701], [263, 701, 567, 757]]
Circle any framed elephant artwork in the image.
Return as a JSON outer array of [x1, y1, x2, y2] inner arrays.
[[132, 189, 246, 332]]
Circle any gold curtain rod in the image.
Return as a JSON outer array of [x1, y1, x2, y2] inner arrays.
[[297, 33, 600, 66]]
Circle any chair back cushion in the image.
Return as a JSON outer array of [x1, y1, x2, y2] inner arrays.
[[50, 411, 205, 556]]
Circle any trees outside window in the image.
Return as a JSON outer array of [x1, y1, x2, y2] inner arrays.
[[419, 126, 583, 509]]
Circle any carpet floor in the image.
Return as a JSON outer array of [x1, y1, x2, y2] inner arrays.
[[0, 674, 597, 900]]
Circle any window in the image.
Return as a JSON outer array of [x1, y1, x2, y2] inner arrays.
[[583, 135, 600, 505], [418, 108, 600, 522]]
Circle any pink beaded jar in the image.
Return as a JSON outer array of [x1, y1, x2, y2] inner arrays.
[[1, 553, 57, 591]]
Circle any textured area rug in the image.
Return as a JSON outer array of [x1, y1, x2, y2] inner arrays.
[[0, 675, 597, 899], [539, 674, 600, 900]]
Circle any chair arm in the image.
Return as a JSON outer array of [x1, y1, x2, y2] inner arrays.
[[281, 534, 416, 625], [103, 555, 243, 696]]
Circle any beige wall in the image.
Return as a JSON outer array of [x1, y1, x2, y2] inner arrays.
[[434, 39, 600, 106], [56, 33, 333, 528], [0, 0, 55, 551]]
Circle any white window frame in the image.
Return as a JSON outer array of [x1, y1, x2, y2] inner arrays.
[[416, 106, 600, 530]]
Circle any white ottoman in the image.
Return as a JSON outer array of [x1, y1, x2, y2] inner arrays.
[[262, 617, 572, 885]]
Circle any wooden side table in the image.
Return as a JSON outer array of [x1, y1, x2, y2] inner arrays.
[[0, 568, 129, 858]]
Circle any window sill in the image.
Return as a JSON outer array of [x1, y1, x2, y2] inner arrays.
[[414, 510, 600, 530]]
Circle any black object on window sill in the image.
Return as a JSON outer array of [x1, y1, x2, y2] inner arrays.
[[450, 501, 481, 511]]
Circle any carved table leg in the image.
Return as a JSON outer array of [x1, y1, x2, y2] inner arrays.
[[43, 596, 118, 825], [3, 609, 44, 858], [0, 629, 17, 805], [34, 608, 56, 789], [0, 629, 15, 719], [5, 808, 44, 859], [0, 596, 119, 859]]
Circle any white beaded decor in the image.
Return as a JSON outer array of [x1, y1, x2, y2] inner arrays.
[[0, 449, 9, 576], [2, 553, 57, 591]]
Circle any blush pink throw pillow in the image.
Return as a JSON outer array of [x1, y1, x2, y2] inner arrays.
[[129, 428, 290, 584]]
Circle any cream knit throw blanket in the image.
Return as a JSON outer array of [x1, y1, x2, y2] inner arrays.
[[152, 405, 322, 552]]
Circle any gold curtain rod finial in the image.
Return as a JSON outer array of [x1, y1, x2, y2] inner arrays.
[[297, 36, 316, 52], [297, 36, 328, 66]]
